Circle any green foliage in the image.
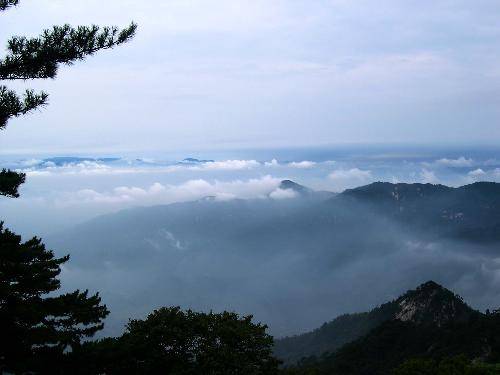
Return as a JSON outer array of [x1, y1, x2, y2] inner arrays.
[[0, 0, 136, 195], [282, 283, 500, 375], [393, 357, 437, 375], [276, 281, 475, 367], [393, 356, 500, 375], [0, 0, 18, 11], [275, 301, 400, 365], [0, 22, 137, 81], [0, 12, 136, 129], [0, 223, 109, 373], [0, 13, 132, 371], [74, 306, 281, 374], [0, 85, 48, 129], [0, 168, 25, 197]]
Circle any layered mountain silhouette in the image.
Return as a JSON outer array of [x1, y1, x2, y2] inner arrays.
[[46, 181, 500, 338], [278, 281, 500, 374], [274, 281, 475, 365], [338, 181, 500, 242]]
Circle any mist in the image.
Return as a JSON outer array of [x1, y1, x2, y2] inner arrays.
[[41, 175, 500, 338]]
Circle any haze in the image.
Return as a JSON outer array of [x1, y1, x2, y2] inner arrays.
[[1, 0, 500, 155]]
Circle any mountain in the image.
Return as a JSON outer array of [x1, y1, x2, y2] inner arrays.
[[394, 280, 473, 326], [40, 156, 120, 166], [281, 281, 500, 374], [336, 181, 500, 242], [274, 301, 399, 365], [279, 180, 311, 194], [178, 157, 215, 164], [274, 281, 474, 365], [46, 181, 500, 338]]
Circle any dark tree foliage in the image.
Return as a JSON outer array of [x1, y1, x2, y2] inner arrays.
[[0, 168, 25, 197], [0, 2, 135, 372], [393, 355, 500, 375], [281, 284, 500, 375], [0, 0, 136, 195], [0, 23, 137, 82], [0, 223, 109, 374], [284, 313, 500, 375], [0, 0, 18, 11], [73, 306, 281, 375]]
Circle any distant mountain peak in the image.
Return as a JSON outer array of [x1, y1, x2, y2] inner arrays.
[[275, 280, 478, 364], [395, 281, 473, 326], [180, 157, 215, 164], [279, 180, 311, 194]]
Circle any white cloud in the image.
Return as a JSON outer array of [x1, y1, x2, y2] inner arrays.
[[264, 159, 280, 167], [191, 159, 261, 171], [468, 168, 486, 177], [288, 161, 316, 169], [465, 168, 489, 183], [327, 168, 373, 191], [56, 175, 283, 208], [21, 159, 265, 176], [434, 157, 474, 168], [269, 188, 298, 200], [20, 158, 42, 167], [420, 169, 439, 184], [22, 160, 118, 176]]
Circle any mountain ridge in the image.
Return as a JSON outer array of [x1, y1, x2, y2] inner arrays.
[[46, 180, 500, 339], [274, 280, 475, 365], [279, 281, 500, 374]]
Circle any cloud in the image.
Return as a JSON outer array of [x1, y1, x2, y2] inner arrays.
[[464, 168, 491, 184], [288, 161, 316, 169], [21, 160, 129, 176], [420, 169, 439, 184], [20, 158, 43, 167], [269, 188, 298, 200], [56, 175, 283, 208], [20, 159, 263, 176], [434, 157, 474, 168], [468, 168, 486, 177], [264, 159, 280, 167], [327, 168, 373, 191], [191, 159, 261, 171]]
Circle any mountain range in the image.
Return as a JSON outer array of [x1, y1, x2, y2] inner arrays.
[[278, 281, 500, 374], [46, 181, 500, 337]]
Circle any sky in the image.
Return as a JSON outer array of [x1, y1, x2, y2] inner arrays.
[[2, 2, 500, 335], [1, 0, 500, 154]]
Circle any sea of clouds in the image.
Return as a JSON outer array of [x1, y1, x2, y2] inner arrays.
[[2, 147, 500, 238], [2, 148, 500, 337]]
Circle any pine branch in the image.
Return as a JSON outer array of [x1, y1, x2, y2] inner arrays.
[[0, 0, 19, 11], [0, 22, 137, 80], [0, 85, 48, 128], [0, 168, 25, 197]]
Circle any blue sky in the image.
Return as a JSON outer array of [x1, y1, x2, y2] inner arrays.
[[0, 0, 499, 154]]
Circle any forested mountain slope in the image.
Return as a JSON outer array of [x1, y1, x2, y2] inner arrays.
[[281, 281, 500, 374]]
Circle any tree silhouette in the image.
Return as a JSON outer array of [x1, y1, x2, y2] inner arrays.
[[0, 1, 136, 372], [0, 224, 109, 373], [75, 306, 281, 374], [0, 1, 136, 196]]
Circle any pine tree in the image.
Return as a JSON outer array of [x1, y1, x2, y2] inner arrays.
[[0, 0, 136, 196], [0, 224, 109, 373], [0, 1, 136, 372]]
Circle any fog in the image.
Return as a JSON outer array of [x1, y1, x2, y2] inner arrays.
[[2, 146, 500, 338], [2, 145, 500, 237], [44, 178, 500, 338]]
